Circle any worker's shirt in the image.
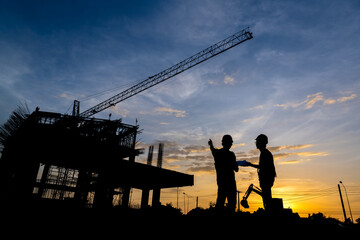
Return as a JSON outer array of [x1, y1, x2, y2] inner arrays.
[[258, 149, 276, 184], [211, 148, 238, 187]]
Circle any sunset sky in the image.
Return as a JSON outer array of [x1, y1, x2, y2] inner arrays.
[[1, 0, 359, 220]]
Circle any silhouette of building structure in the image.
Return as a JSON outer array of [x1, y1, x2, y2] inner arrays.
[[0, 110, 193, 209]]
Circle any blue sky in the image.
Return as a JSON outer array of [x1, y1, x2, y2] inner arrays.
[[1, 0, 360, 218]]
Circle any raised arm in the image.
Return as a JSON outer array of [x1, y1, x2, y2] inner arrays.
[[208, 139, 215, 151]]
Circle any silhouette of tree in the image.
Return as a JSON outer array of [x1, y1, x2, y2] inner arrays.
[[0, 103, 30, 152], [308, 212, 326, 221]]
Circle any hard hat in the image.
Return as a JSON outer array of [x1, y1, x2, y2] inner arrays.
[[255, 134, 268, 144], [222, 134, 233, 143]]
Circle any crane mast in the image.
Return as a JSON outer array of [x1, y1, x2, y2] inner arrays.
[[79, 27, 253, 118]]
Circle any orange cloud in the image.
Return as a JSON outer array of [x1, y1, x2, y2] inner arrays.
[[324, 93, 357, 105], [268, 144, 313, 152], [275, 92, 356, 110], [279, 160, 300, 164], [224, 75, 235, 85], [154, 107, 186, 117], [296, 151, 328, 157], [305, 92, 324, 109], [275, 92, 323, 109], [273, 151, 327, 160], [337, 93, 356, 102]]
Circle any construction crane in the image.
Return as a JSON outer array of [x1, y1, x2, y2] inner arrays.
[[75, 27, 253, 118]]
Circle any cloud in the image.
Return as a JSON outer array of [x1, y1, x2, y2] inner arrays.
[[324, 93, 357, 105], [141, 140, 215, 174], [323, 99, 336, 105], [238, 170, 257, 182], [275, 92, 323, 110], [304, 92, 324, 109], [338, 93, 357, 102], [58, 93, 75, 100], [142, 140, 328, 174], [242, 115, 264, 123], [250, 105, 265, 110], [154, 107, 186, 118], [208, 80, 216, 85], [275, 151, 328, 165], [272, 151, 327, 161], [255, 49, 284, 62], [224, 75, 235, 85], [239, 144, 327, 165], [139, 140, 326, 176], [187, 165, 215, 174], [275, 92, 357, 110], [294, 151, 328, 157], [232, 143, 246, 149], [279, 160, 300, 165], [150, 69, 208, 103], [268, 144, 313, 152], [272, 151, 328, 165], [183, 145, 209, 153], [110, 105, 129, 117]]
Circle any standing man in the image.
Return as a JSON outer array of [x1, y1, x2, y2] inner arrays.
[[247, 134, 276, 211], [208, 135, 239, 213]]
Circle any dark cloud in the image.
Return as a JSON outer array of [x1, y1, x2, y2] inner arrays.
[[187, 165, 215, 173], [139, 141, 325, 173], [234, 144, 326, 165]]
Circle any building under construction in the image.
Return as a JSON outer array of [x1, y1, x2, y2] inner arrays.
[[0, 109, 193, 209]]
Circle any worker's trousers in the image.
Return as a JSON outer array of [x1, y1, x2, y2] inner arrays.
[[260, 181, 273, 211], [216, 182, 237, 212]]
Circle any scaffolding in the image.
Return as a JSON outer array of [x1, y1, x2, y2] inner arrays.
[[0, 110, 193, 209]]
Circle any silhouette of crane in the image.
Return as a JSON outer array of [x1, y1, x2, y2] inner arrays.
[[73, 27, 253, 118]]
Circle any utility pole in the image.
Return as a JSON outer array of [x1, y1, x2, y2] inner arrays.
[[340, 181, 353, 223], [237, 190, 241, 212], [338, 183, 347, 222], [187, 195, 189, 212], [183, 192, 186, 214], [177, 187, 179, 209]]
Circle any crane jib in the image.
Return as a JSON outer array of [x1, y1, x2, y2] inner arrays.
[[79, 27, 253, 118]]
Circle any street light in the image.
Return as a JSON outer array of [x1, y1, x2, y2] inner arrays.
[[183, 192, 185, 214], [183, 192, 191, 214], [340, 181, 353, 223]]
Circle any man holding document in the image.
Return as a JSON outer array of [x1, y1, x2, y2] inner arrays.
[[243, 134, 277, 211]]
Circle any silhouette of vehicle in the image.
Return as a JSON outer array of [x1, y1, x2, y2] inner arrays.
[[241, 183, 284, 212]]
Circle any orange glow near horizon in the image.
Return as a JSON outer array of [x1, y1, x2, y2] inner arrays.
[[128, 175, 360, 221], [134, 141, 360, 221]]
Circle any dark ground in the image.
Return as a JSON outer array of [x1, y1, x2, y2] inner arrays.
[[3, 206, 358, 237]]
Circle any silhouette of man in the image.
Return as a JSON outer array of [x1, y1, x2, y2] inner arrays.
[[246, 134, 276, 211], [208, 135, 239, 213]]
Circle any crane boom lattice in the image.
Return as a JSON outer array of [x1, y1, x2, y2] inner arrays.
[[80, 27, 253, 118]]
